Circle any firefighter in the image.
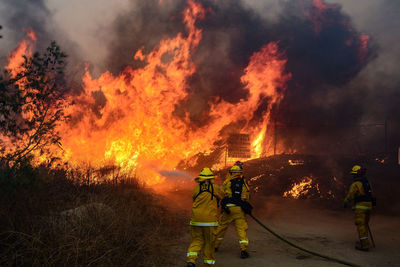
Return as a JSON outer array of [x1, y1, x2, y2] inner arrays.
[[344, 165, 376, 251], [234, 160, 244, 170], [215, 165, 252, 259], [186, 167, 224, 267]]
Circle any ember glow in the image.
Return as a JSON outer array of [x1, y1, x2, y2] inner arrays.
[[359, 34, 370, 61], [375, 157, 387, 164], [288, 159, 305, 166], [283, 177, 313, 199]]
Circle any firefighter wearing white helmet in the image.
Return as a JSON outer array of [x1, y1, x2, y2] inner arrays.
[[214, 164, 252, 259], [344, 165, 376, 251], [186, 168, 224, 267]]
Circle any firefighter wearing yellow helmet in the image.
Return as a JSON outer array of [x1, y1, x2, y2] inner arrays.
[[214, 164, 252, 259], [186, 168, 224, 267], [344, 165, 376, 251]]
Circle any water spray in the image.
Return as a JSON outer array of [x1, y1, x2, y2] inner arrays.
[[158, 169, 195, 180]]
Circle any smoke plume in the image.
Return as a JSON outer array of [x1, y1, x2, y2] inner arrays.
[[105, 0, 389, 154], [2, 0, 400, 156]]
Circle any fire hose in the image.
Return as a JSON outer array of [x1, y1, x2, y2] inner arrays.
[[249, 214, 361, 267]]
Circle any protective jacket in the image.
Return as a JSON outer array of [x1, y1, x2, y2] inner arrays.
[[215, 172, 250, 252], [344, 177, 374, 210], [190, 181, 224, 226], [222, 173, 250, 202], [187, 168, 224, 266]]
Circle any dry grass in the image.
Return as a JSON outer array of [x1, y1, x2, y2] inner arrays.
[[0, 167, 185, 266]]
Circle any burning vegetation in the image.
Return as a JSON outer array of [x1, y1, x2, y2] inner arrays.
[[1, 0, 400, 265], [0, 0, 376, 187], [2, 0, 397, 226], [283, 177, 314, 199]]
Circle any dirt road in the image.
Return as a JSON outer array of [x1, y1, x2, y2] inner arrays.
[[172, 197, 400, 266]]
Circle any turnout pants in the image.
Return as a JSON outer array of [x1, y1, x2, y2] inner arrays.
[[354, 208, 371, 249], [215, 206, 249, 251], [187, 226, 216, 266]]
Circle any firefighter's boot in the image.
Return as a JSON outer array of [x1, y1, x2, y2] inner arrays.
[[240, 250, 249, 258], [355, 241, 369, 252]]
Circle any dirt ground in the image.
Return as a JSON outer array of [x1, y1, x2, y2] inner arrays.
[[170, 196, 400, 267]]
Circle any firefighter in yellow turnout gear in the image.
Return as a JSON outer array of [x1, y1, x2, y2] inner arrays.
[[186, 168, 224, 267], [344, 165, 376, 252], [215, 165, 252, 259]]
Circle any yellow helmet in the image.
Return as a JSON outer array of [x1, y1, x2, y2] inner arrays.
[[230, 165, 243, 173], [350, 165, 362, 174], [196, 167, 215, 182]]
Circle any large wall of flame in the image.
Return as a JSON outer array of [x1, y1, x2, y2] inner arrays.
[[102, 0, 383, 155], [54, 1, 290, 184], [2, 0, 400, 174]]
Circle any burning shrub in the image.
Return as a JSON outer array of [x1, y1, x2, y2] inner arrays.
[[0, 40, 68, 166], [245, 154, 349, 205], [283, 177, 313, 199]]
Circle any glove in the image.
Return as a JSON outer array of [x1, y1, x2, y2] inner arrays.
[[241, 201, 253, 215], [222, 205, 231, 214], [372, 197, 377, 207], [343, 202, 348, 208], [221, 198, 231, 214]]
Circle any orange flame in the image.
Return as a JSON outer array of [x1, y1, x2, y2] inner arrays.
[[6, 28, 37, 77], [209, 42, 291, 158], [288, 159, 304, 166], [5, 1, 291, 185], [1, 29, 38, 157], [59, 0, 208, 184], [283, 177, 312, 199]]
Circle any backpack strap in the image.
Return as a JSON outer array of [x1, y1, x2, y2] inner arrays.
[[193, 182, 217, 202], [354, 177, 373, 203]]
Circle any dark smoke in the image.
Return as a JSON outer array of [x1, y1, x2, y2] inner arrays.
[[270, 0, 378, 154], [357, 0, 400, 155], [3, 0, 398, 156], [185, 0, 274, 125], [107, 0, 275, 126], [273, 0, 400, 156], [0, 0, 51, 52], [106, 0, 388, 155], [0, 0, 84, 86], [106, 0, 186, 73]]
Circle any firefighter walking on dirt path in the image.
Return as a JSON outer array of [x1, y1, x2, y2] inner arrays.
[[344, 165, 376, 252], [214, 162, 253, 259], [186, 168, 224, 267]]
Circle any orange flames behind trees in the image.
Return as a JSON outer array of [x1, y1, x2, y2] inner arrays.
[[5, 1, 291, 184], [6, 29, 36, 77]]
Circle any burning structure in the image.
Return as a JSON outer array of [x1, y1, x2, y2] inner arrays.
[[1, 0, 399, 188]]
